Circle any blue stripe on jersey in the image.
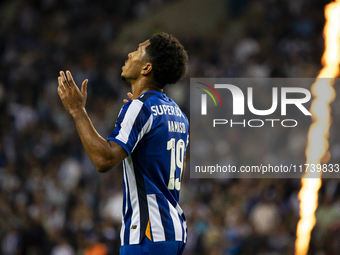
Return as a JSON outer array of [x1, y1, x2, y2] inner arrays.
[[176, 205, 187, 243], [156, 194, 175, 241], [131, 152, 149, 242], [123, 166, 132, 245], [126, 104, 152, 153], [122, 164, 127, 222], [178, 212, 185, 242], [147, 194, 166, 242]]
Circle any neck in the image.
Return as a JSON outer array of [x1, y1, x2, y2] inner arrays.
[[130, 77, 163, 99]]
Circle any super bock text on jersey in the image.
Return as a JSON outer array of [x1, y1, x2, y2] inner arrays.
[[107, 91, 189, 246]]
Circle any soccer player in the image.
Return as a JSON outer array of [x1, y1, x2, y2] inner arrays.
[[57, 32, 189, 255]]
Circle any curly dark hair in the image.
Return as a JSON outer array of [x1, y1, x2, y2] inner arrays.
[[144, 32, 188, 89]]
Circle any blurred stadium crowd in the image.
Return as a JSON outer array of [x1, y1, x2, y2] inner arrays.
[[1, 0, 340, 254]]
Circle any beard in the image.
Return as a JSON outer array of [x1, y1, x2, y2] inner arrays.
[[121, 74, 126, 81]]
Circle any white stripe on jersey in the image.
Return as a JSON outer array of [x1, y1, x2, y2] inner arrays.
[[183, 219, 187, 243], [120, 161, 129, 246], [120, 214, 125, 246], [147, 194, 166, 242], [186, 134, 189, 150], [168, 201, 183, 241], [116, 100, 144, 145], [131, 114, 153, 153], [125, 155, 140, 244], [176, 204, 187, 243]]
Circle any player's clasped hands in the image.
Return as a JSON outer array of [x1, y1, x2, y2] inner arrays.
[[57, 70, 88, 115], [58, 69, 132, 111]]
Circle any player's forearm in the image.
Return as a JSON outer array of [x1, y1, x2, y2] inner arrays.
[[70, 107, 117, 172]]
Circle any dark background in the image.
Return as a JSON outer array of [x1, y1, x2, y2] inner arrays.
[[0, 0, 340, 254]]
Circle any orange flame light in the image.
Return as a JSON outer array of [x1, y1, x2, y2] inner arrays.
[[295, 1, 340, 255]]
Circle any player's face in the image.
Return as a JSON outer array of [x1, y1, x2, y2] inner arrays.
[[121, 40, 151, 81]]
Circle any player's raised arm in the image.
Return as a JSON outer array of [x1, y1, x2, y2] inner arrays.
[[57, 70, 127, 172]]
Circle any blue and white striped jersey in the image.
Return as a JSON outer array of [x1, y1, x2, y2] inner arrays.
[[107, 91, 189, 246]]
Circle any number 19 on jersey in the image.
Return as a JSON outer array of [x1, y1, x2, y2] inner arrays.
[[167, 138, 185, 191]]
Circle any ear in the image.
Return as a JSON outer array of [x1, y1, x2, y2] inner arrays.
[[141, 62, 152, 75]]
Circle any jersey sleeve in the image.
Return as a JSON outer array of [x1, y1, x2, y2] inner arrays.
[[107, 99, 153, 155]]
